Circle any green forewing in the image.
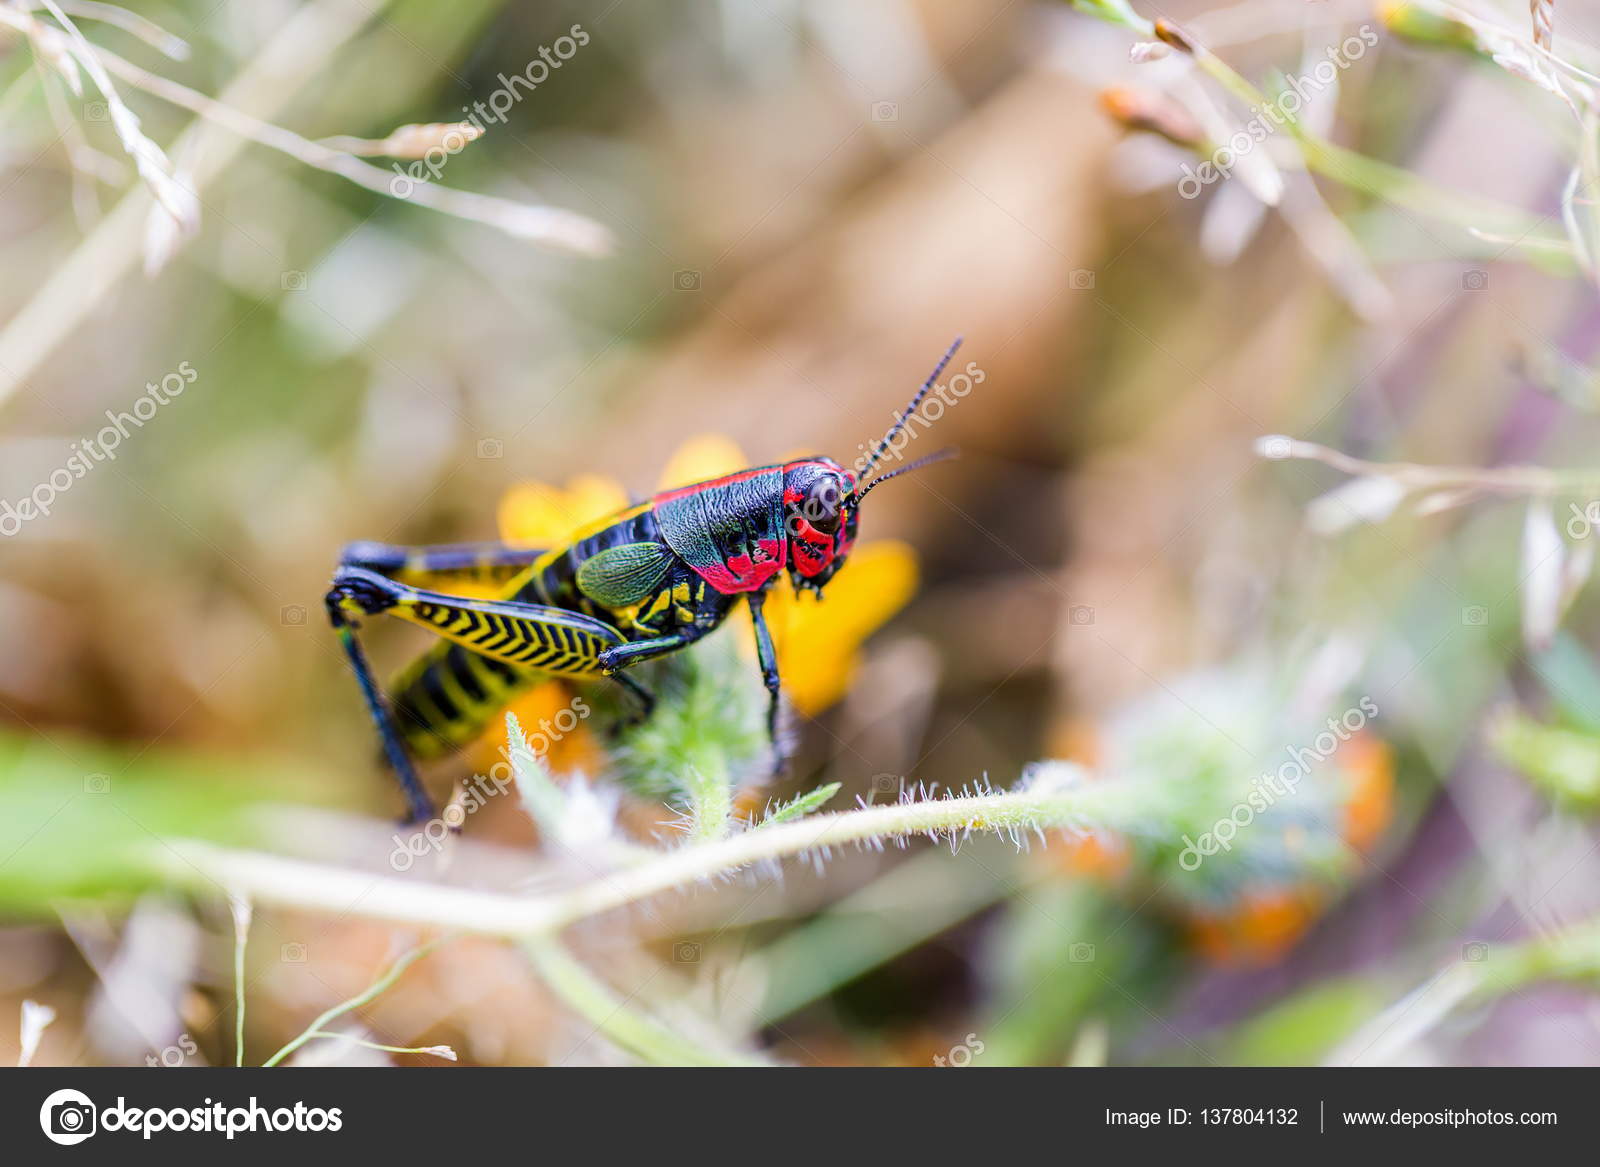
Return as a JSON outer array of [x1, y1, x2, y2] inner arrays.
[[575, 541, 675, 606]]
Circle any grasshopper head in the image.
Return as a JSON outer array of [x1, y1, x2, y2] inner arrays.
[[777, 339, 966, 596], [782, 457, 857, 593]]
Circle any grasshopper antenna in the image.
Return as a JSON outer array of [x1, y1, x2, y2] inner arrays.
[[850, 446, 960, 507], [854, 336, 963, 488]]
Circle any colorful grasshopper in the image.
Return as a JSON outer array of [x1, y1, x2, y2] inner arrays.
[[326, 340, 963, 822]]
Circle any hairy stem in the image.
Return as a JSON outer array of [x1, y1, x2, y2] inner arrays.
[[160, 775, 1161, 939], [682, 754, 734, 843]]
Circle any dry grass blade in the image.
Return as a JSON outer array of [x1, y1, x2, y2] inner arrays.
[[31, 1, 198, 231], [0, 0, 612, 418], [88, 46, 610, 254], [50, 0, 190, 59], [1531, 0, 1555, 53], [16, 8, 81, 95]]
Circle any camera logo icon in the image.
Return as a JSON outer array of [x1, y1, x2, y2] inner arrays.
[[1461, 605, 1488, 626], [673, 269, 701, 291], [673, 941, 701, 963], [476, 438, 504, 460], [1462, 941, 1489, 962], [280, 604, 307, 626], [1257, 434, 1293, 460], [1069, 604, 1095, 626], [280, 270, 307, 291], [1462, 270, 1488, 291], [870, 100, 898, 122], [1069, 268, 1096, 290], [40, 1088, 97, 1145]]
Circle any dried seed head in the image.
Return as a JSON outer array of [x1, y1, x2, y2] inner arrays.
[[1531, 0, 1555, 52], [1153, 19, 1196, 54], [375, 122, 485, 159], [1098, 87, 1204, 149], [324, 122, 487, 159]]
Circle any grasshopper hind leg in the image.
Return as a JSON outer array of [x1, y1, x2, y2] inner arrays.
[[327, 557, 634, 821], [324, 587, 437, 825], [609, 671, 656, 724]]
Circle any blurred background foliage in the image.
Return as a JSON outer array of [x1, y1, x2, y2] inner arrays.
[[4, 0, 1600, 1067]]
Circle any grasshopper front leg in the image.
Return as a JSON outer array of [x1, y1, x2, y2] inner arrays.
[[745, 589, 788, 775]]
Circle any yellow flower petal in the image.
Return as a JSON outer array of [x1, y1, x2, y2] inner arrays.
[[564, 473, 633, 529], [467, 680, 605, 779], [655, 434, 749, 490], [497, 475, 629, 547]]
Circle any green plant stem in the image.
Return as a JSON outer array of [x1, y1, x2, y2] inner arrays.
[[228, 893, 250, 1068], [262, 939, 440, 1067], [1329, 919, 1600, 1064], [1192, 41, 1540, 239], [751, 844, 1019, 1025], [523, 937, 765, 1066], [233, 933, 245, 1067], [682, 753, 733, 843], [1079, 1, 1549, 243], [1473, 921, 1600, 993], [161, 776, 1166, 939], [1292, 133, 1538, 239]]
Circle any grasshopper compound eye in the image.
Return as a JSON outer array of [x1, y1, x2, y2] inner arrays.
[[805, 478, 843, 532]]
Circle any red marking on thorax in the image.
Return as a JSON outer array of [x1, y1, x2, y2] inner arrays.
[[652, 466, 788, 593], [695, 538, 787, 593]]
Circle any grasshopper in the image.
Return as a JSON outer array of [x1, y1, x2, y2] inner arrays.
[[327, 340, 962, 821]]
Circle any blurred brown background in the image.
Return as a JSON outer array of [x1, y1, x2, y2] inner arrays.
[[5, 0, 1600, 1067]]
